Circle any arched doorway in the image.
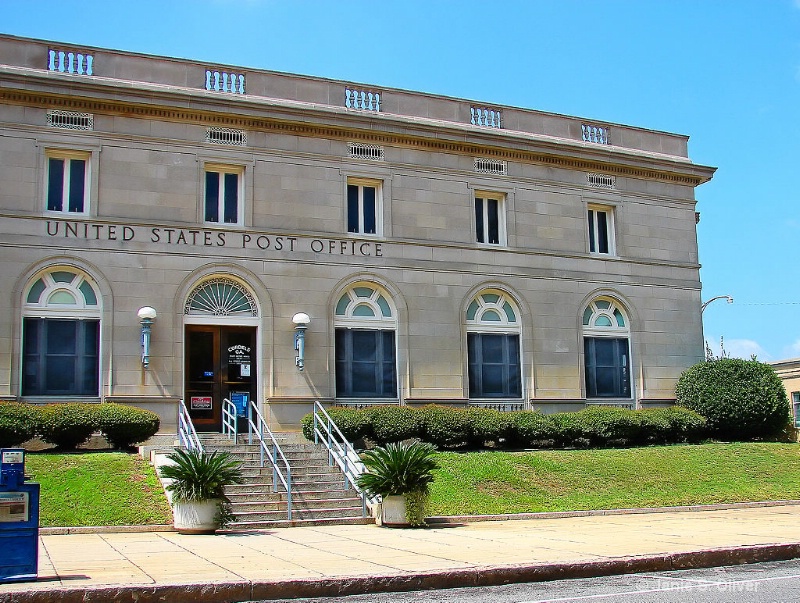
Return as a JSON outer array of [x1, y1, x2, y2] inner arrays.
[[183, 277, 259, 431]]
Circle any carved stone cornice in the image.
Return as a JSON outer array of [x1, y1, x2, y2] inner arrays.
[[0, 88, 711, 187]]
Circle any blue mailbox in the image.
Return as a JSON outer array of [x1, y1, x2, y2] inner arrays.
[[0, 448, 39, 583]]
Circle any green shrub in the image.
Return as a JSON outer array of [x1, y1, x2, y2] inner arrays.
[[366, 405, 423, 445], [464, 407, 513, 448], [639, 407, 706, 444], [96, 404, 160, 449], [0, 403, 42, 447], [676, 358, 790, 440], [301, 407, 371, 443], [509, 411, 557, 448], [39, 403, 99, 450], [419, 405, 472, 449], [572, 407, 642, 448]]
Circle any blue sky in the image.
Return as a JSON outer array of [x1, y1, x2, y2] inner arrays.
[[3, 0, 799, 360]]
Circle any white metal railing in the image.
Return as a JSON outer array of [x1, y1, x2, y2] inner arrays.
[[246, 401, 293, 519], [177, 399, 204, 452], [469, 401, 525, 412], [312, 401, 374, 516], [585, 401, 636, 410], [221, 398, 237, 444]]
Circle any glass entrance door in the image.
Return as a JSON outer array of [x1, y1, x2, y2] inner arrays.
[[185, 325, 256, 431]]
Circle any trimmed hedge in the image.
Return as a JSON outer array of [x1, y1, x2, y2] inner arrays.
[[301, 404, 708, 450], [96, 404, 160, 449], [676, 358, 791, 441], [39, 403, 99, 449], [0, 402, 42, 447], [0, 402, 161, 450]]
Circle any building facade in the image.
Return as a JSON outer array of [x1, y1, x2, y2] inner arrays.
[[771, 359, 800, 427], [0, 35, 715, 432]]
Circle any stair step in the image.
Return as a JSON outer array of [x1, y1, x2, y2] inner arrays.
[[226, 489, 360, 502], [222, 516, 375, 531], [230, 497, 363, 512], [230, 506, 366, 523]]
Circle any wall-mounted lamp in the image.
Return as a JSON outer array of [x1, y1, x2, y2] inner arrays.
[[137, 306, 157, 368], [292, 312, 310, 371]]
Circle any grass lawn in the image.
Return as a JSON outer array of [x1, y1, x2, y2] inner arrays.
[[25, 451, 173, 527], [428, 442, 800, 516]]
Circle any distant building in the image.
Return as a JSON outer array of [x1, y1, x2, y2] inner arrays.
[[771, 359, 800, 427], [0, 35, 716, 433]]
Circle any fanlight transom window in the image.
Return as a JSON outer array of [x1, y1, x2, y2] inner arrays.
[[24, 269, 100, 314], [334, 284, 395, 325], [582, 297, 628, 334], [185, 278, 257, 317], [466, 290, 519, 329]]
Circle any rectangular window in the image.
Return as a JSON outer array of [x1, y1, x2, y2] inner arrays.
[[587, 206, 614, 254], [335, 328, 396, 398], [22, 318, 99, 396], [467, 333, 521, 398], [205, 168, 241, 224], [475, 194, 504, 245], [793, 392, 800, 427], [584, 337, 630, 398], [347, 180, 380, 235], [46, 154, 88, 213]]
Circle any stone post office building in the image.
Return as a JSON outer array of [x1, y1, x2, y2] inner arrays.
[[0, 35, 715, 433]]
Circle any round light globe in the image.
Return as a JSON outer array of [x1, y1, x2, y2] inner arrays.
[[292, 312, 310, 325], [138, 306, 157, 320]]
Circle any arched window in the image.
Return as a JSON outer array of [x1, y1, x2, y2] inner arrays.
[[582, 297, 631, 398], [334, 283, 397, 398], [185, 277, 257, 317], [465, 290, 521, 399], [22, 268, 101, 396]]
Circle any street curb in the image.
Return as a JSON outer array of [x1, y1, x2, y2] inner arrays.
[[427, 499, 800, 524], [7, 542, 800, 603]]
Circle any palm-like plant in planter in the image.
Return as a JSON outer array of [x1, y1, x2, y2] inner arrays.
[[356, 441, 438, 527], [159, 448, 244, 534]]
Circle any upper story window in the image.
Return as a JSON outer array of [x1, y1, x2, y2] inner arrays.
[[587, 204, 615, 255], [466, 290, 522, 399], [347, 178, 381, 236], [475, 192, 506, 246], [205, 166, 242, 225], [46, 151, 89, 214]]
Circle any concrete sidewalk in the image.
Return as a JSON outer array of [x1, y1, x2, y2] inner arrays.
[[3, 503, 800, 603]]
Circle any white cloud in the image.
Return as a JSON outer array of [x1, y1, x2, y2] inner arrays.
[[780, 339, 800, 360], [720, 338, 771, 361]]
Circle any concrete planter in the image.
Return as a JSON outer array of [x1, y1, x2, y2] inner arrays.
[[380, 495, 409, 527], [172, 499, 221, 534]]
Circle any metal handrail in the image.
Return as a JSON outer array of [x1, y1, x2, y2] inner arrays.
[[247, 401, 293, 520], [177, 399, 204, 453], [221, 398, 237, 444], [312, 400, 375, 516]]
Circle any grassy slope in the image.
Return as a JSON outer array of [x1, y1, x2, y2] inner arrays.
[[428, 443, 800, 516], [26, 451, 173, 527]]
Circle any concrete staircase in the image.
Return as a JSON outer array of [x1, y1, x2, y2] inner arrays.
[[198, 433, 374, 530]]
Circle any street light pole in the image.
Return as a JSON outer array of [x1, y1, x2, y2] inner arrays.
[[701, 295, 733, 313]]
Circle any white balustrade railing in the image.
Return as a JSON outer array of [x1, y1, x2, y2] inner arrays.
[[312, 401, 373, 515], [582, 124, 610, 144], [48, 49, 93, 75], [177, 399, 204, 452], [470, 106, 502, 128], [345, 87, 381, 111], [585, 401, 635, 410], [205, 69, 246, 94]]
